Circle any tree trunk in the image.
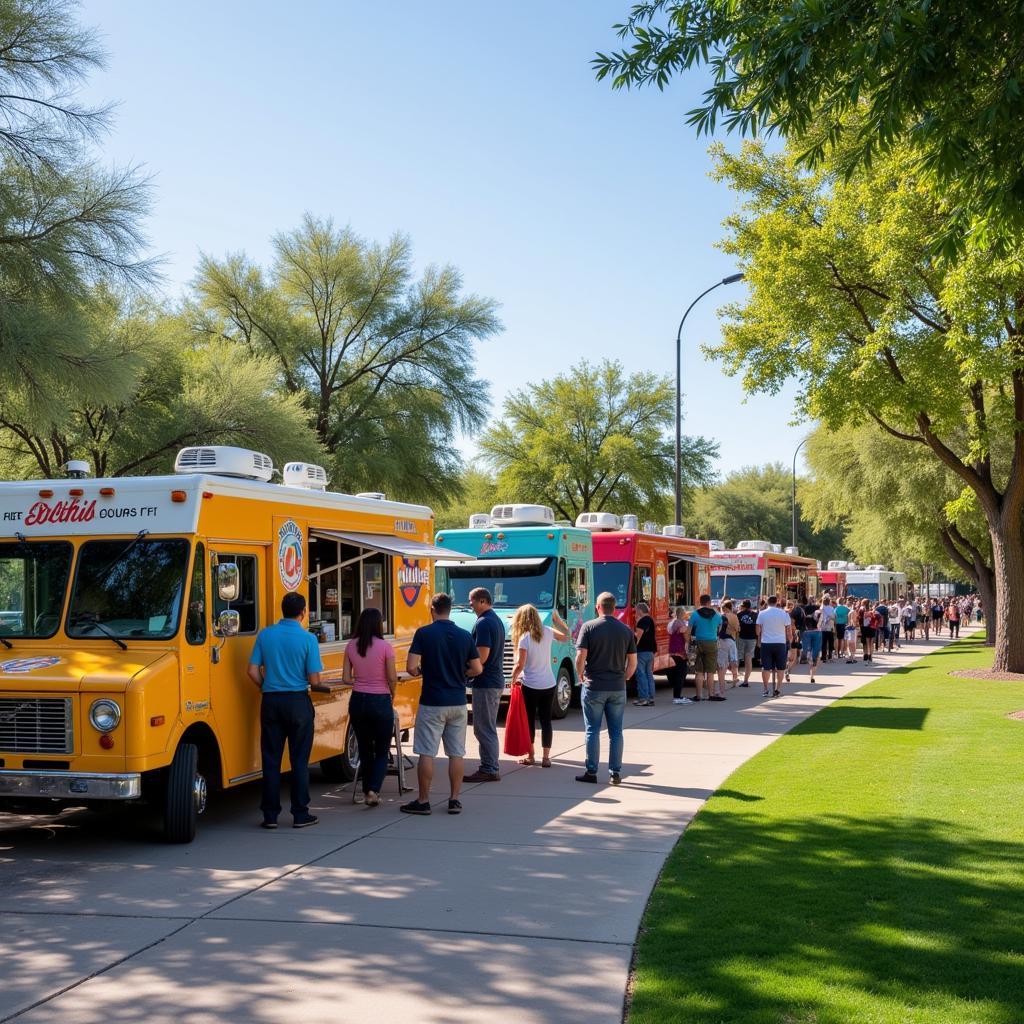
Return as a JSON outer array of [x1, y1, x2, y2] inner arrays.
[[974, 558, 997, 646], [989, 513, 1024, 672]]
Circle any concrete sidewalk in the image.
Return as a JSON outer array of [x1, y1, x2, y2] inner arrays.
[[0, 629, 976, 1024]]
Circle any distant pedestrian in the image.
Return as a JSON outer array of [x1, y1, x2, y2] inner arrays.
[[717, 599, 740, 692], [802, 603, 822, 684], [464, 587, 506, 784], [785, 599, 804, 683], [342, 608, 397, 808], [632, 601, 658, 707], [859, 599, 876, 661], [509, 603, 569, 768], [402, 594, 483, 816], [735, 599, 758, 687], [834, 597, 852, 662], [817, 595, 836, 662], [946, 599, 961, 637], [686, 594, 722, 701], [667, 606, 691, 704], [756, 595, 791, 698], [575, 592, 637, 785], [247, 592, 323, 830]]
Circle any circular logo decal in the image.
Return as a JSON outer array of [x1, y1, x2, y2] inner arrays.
[[0, 656, 61, 673], [277, 519, 304, 592]]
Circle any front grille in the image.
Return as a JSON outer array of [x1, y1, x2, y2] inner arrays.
[[502, 644, 515, 682], [0, 698, 73, 754]]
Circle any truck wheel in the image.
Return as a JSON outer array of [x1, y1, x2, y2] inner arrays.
[[320, 725, 360, 783], [163, 742, 205, 844], [552, 666, 574, 719]]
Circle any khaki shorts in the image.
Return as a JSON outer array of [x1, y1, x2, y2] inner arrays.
[[717, 637, 738, 668], [695, 639, 718, 673], [413, 704, 468, 758]]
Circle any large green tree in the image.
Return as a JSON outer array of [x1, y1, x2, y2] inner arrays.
[[705, 139, 1024, 669], [0, 294, 319, 478], [479, 360, 717, 523], [432, 466, 500, 532], [689, 462, 847, 564], [802, 423, 996, 643], [595, 1, 1024, 254], [190, 216, 500, 504]]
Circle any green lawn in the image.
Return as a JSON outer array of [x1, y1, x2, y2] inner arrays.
[[630, 635, 1024, 1024]]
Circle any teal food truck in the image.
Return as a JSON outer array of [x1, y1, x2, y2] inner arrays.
[[434, 505, 594, 718]]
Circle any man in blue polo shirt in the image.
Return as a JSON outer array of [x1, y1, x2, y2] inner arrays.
[[247, 592, 323, 830]]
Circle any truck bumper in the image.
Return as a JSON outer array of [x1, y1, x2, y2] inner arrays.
[[0, 770, 142, 801]]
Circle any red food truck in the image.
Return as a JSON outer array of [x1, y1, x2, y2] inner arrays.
[[817, 560, 852, 599], [576, 513, 720, 673], [709, 540, 820, 604]]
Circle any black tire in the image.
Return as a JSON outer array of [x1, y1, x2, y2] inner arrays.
[[552, 665, 574, 720], [162, 742, 204, 844], [320, 724, 360, 783]]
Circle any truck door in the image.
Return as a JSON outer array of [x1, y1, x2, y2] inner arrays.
[[209, 545, 267, 785], [181, 541, 211, 718]]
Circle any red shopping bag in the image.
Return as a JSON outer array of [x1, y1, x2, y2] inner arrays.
[[503, 683, 532, 757]]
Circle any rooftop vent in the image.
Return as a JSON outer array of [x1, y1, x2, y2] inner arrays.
[[491, 504, 555, 527], [643, 521, 659, 534], [663, 525, 688, 538], [736, 539, 772, 551], [771, 544, 783, 553], [64, 460, 90, 479], [621, 514, 639, 531], [468, 513, 491, 529], [784, 546, 800, 556], [175, 446, 273, 483], [866, 564, 888, 571], [575, 512, 622, 531], [282, 462, 328, 491], [708, 539, 725, 551], [827, 560, 848, 570]]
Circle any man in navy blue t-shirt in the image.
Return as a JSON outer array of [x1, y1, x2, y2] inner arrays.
[[465, 587, 506, 783], [403, 593, 482, 815]]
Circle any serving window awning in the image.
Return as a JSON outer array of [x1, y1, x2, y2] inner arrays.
[[435, 557, 549, 569], [310, 529, 474, 562], [671, 553, 737, 570]]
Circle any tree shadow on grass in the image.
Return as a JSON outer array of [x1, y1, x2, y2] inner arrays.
[[633, 811, 1024, 1024], [794, 706, 929, 735]]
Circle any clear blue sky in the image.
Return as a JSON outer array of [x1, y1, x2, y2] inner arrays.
[[79, 0, 809, 497]]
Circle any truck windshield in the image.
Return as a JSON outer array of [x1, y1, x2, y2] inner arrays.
[[0, 541, 73, 638], [711, 574, 761, 601], [441, 558, 557, 610], [846, 582, 880, 601], [67, 538, 190, 640], [593, 561, 630, 608]]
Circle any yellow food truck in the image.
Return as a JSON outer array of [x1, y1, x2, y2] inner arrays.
[[0, 446, 460, 842]]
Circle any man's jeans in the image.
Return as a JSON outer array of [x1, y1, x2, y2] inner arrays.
[[635, 651, 656, 700], [582, 687, 626, 776], [472, 686, 502, 774]]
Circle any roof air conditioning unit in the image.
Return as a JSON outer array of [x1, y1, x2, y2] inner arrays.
[[708, 539, 725, 551], [736, 539, 772, 551], [64, 460, 91, 479], [575, 512, 621, 531], [468, 513, 491, 529], [866, 564, 887, 571], [771, 544, 783, 553], [827, 560, 847, 570], [282, 462, 328, 491], [784, 546, 800, 555], [643, 521, 659, 534], [175, 446, 274, 483], [663, 525, 687, 538], [847, 563, 861, 571], [816, 560, 822, 570], [621, 514, 639, 531], [357, 492, 386, 501], [490, 504, 555, 527]]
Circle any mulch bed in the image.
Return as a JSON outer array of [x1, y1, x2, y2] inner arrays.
[[949, 668, 1024, 682]]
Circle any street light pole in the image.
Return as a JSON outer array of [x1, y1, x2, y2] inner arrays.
[[792, 435, 809, 549], [675, 272, 744, 526]]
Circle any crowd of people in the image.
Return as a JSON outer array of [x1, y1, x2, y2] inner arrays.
[[244, 586, 981, 825]]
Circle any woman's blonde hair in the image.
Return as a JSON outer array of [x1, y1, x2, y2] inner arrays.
[[511, 603, 544, 646]]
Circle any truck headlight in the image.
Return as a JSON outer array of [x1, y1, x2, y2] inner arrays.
[[89, 699, 121, 733]]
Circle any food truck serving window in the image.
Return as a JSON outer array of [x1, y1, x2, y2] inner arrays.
[[68, 538, 190, 640], [307, 534, 392, 642], [0, 541, 72, 639]]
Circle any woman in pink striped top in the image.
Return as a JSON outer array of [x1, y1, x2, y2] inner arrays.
[[342, 608, 397, 806]]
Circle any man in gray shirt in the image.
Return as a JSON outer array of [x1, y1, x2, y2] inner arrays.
[[574, 591, 638, 786]]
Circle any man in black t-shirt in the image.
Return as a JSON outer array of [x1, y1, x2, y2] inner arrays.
[[633, 601, 657, 706], [735, 599, 758, 686]]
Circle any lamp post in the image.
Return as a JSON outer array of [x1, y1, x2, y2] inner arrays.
[[792, 435, 809, 549], [674, 272, 744, 526]]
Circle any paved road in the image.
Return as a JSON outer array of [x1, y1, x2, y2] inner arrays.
[[1, 629, 974, 1024]]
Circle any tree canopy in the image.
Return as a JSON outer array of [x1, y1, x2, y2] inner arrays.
[[705, 137, 1023, 668], [189, 215, 501, 503], [479, 360, 716, 523], [595, 1, 1024, 254]]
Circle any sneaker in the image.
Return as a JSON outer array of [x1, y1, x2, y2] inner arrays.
[[762, 689, 769, 697], [739, 682, 750, 688], [575, 772, 598, 784], [447, 799, 462, 815], [400, 799, 432, 815], [365, 791, 379, 807], [610, 772, 621, 786], [632, 699, 647, 706], [464, 770, 500, 783], [709, 694, 726, 701], [292, 814, 319, 829], [773, 689, 781, 697], [260, 818, 278, 830], [645, 699, 656, 706], [672, 697, 693, 705]]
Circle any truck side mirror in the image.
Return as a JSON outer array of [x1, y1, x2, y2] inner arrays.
[[217, 609, 240, 637], [217, 562, 240, 603]]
